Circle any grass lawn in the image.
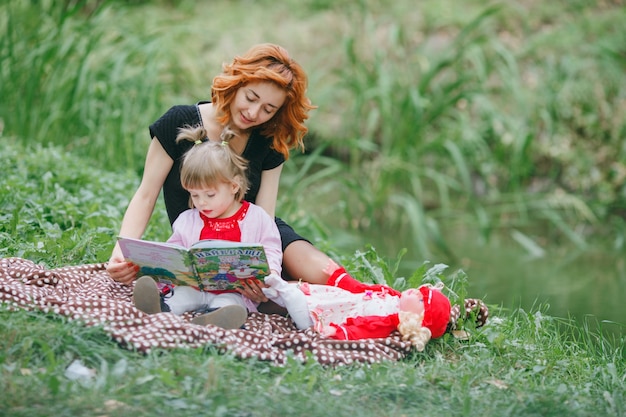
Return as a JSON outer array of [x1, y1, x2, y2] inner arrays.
[[0, 140, 624, 417]]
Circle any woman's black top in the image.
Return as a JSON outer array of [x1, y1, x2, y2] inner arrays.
[[149, 102, 285, 225]]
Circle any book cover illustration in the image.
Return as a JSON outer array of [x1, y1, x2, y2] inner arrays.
[[190, 245, 269, 291]]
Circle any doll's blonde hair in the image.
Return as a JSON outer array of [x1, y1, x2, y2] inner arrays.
[[397, 310, 432, 352]]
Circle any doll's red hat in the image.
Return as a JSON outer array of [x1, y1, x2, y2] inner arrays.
[[419, 285, 451, 338]]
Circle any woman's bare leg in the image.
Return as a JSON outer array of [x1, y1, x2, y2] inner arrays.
[[281, 240, 338, 284]]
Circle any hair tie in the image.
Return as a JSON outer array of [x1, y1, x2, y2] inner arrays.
[[195, 137, 209, 145], [221, 140, 229, 147]]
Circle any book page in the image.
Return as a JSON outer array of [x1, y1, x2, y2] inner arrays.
[[117, 237, 199, 287]]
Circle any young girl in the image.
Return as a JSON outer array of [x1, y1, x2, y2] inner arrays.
[[261, 262, 452, 351], [132, 125, 283, 329]]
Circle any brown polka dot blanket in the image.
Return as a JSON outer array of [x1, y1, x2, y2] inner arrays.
[[0, 257, 416, 366], [0, 257, 488, 366]]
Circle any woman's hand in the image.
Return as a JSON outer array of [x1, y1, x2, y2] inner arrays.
[[237, 279, 269, 304], [106, 248, 139, 286]]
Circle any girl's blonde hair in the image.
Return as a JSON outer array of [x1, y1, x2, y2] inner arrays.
[[211, 43, 316, 159], [397, 310, 432, 352], [176, 125, 249, 207]]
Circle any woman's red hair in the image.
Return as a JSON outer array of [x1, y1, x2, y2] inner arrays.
[[211, 43, 316, 159]]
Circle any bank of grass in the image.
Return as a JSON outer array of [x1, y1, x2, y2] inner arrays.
[[1, 139, 625, 417], [1, 306, 623, 417]]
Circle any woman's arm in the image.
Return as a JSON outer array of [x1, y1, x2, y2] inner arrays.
[[254, 164, 283, 217], [107, 139, 174, 284]]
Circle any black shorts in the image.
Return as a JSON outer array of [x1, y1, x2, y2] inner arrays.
[[275, 217, 310, 252]]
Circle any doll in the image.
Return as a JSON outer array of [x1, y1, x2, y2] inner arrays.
[[262, 266, 452, 351]]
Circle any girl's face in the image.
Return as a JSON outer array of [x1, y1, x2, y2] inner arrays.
[[399, 288, 425, 315], [187, 181, 240, 219], [230, 81, 287, 131]]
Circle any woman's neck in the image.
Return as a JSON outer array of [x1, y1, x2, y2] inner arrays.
[[199, 103, 250, 154]]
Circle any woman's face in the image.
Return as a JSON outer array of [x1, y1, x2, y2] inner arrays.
[[230, 81, 287, 131]]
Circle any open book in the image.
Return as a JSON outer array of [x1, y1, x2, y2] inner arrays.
[[117, 236, 269, 291]]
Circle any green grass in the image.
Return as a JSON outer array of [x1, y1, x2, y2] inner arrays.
[[0, 138, 169, 265], [1, 139, 624, 416], [1, 301, 623, 416]]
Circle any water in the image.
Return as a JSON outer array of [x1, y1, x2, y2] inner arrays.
[[334, 222, 626, 338]]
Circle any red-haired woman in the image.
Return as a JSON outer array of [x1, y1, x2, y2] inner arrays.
[[107, 43, 351, 313]]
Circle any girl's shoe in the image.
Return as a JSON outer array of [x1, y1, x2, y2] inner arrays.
[[132, 276, 161, 314], [190, 305, 248, 329]]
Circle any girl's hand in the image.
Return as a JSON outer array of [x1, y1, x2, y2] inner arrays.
[[237, 279, 269, 304], [106, 253, 139, 286]]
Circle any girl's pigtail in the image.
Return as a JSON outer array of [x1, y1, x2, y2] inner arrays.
[[176, 125, 209, 145], [220, 125, 236, 145]]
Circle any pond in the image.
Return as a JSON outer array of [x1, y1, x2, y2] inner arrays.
[[336, 222, 626, 340]]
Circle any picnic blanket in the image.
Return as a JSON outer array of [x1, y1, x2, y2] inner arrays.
[[0, 257, 485, 366]]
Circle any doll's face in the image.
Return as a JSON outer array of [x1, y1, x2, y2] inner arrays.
[[399, 288, 425, 315]]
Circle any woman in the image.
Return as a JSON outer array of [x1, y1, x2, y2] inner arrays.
[[107, 43, 346, 312]]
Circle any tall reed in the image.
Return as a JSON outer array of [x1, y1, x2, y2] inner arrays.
[[314, 5, 504, 259], [0, 0, 176, 171]]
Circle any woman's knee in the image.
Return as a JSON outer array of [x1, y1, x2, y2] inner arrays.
[[282, 240, 333, 284]]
